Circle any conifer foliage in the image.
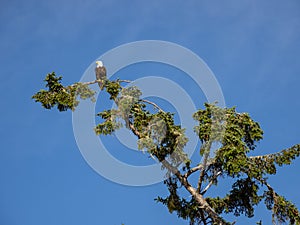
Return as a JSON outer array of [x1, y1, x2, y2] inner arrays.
[[33, 73, 300, 225]]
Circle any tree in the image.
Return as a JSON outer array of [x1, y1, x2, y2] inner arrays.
[[32, 72, 300, 225]]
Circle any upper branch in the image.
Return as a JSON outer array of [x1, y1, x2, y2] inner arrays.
[[249, 144, 300, 165], [183, 164, 205, 179], [80, 79, 131, 86], [200, 171, 222, 195], [139, 99, 165, 112]]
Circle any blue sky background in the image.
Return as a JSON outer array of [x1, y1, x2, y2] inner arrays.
[[1, 1, 300, 224]]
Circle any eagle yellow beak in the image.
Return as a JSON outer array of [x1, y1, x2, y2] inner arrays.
[[96, 61, 103, 67]]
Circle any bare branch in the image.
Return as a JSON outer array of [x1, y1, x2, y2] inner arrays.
[[201, 171, 222, 195], [78, 79, 131, 86], [197, 167, 206, 193], [139, 99, 165, 112], [249, 153, 276, 160], [249, 144, 300, 161], [183, 164, 204, 178], [197, 144, 212, 192], [116, 79, 132, 83]]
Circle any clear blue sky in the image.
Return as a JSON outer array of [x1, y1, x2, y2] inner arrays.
[[1, 1, 300, 224]]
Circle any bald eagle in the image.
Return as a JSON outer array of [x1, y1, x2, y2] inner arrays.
[[95, 61, 106, 90]]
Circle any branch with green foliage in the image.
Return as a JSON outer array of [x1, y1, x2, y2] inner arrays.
[[33, 72, 300, 225]]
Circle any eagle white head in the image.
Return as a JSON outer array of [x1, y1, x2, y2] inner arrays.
[[96, 61, 104, 67]]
